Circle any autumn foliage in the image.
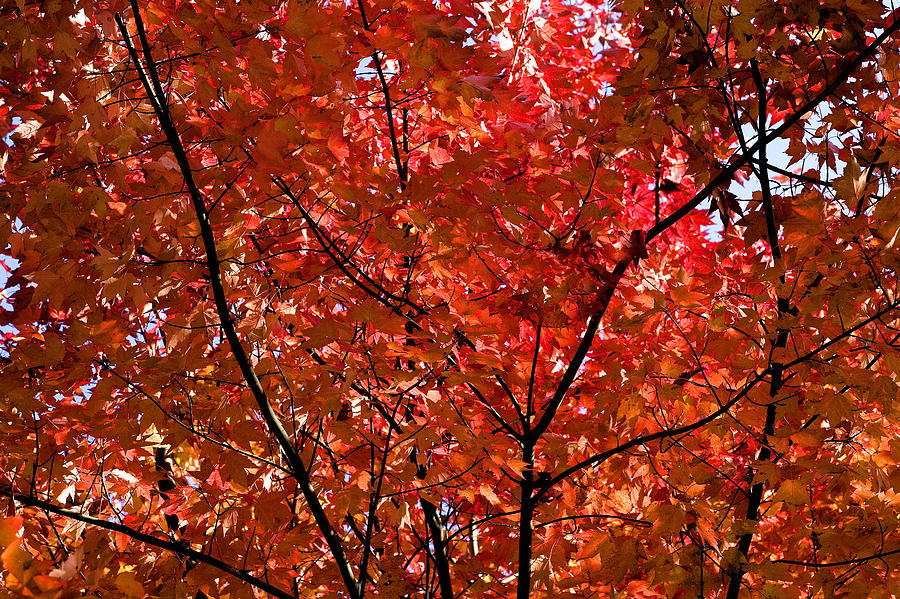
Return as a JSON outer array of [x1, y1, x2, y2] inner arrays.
[[3, 0, 900, 596]]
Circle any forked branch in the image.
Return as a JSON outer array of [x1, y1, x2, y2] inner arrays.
[[115, 5, 361, 598]]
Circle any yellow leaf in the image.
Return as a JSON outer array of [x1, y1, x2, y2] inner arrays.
[[479, 484, 500, 505], [731, 519, 757, 537], [160, 578, 188, 599], [116, 571, 145, 597], [652, 504, 684, 535], [776, 479, 808, 505]]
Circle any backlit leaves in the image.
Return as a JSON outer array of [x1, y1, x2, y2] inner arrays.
[[2, 0, 900, 597]]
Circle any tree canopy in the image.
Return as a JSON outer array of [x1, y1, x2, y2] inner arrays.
[[3, 0, 900, 597]]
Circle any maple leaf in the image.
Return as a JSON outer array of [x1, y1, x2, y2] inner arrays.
[[709, 189, 743, 232], [629, 229, 649, 267], [328, 131, 350, 164]]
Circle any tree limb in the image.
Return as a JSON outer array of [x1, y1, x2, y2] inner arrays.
[[115, 7, 360, 598], [0, 487, 294, 599]]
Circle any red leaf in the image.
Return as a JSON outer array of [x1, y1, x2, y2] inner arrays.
[[629, 229, 648, 267], [328, 131, 350, 163]]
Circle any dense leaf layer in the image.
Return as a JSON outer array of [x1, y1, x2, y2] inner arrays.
[[2, 0, 900, 597]]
